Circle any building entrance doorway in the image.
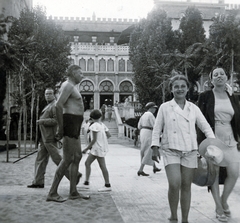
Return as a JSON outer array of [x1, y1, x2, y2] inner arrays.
[[100, 94, 113, 107], [82, 94, 94, 111]]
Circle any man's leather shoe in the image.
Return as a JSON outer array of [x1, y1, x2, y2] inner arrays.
[[27, 184, 44, 188]]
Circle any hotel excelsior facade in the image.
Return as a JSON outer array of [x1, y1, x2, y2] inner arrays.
[[51, 0, 239, 110], [52, 14, 138, 110]]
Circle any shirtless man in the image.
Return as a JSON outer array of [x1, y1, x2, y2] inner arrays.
[[46, 65, 89, 202]]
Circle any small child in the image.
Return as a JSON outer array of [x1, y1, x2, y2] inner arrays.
[[82, 109, 112, 192]]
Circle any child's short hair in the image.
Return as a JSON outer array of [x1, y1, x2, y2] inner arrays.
[[90, 109, 102, 120]]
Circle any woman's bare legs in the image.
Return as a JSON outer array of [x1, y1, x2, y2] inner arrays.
[[138, 147, 145, 172], [180, 166, 195, 223], [165, 164, 181, 221], [165, 164, 194, 223], [209, 166, 224, 215], [221, 162, 239, 211]]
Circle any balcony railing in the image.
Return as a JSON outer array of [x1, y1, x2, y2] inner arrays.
[[70, 43, 129, 53]]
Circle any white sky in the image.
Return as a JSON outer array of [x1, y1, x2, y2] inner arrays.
[[33, 0, 155, 19], [33, 0, 240, 19]]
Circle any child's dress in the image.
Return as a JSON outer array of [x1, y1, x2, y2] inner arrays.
[[89, 122, 109, 157]]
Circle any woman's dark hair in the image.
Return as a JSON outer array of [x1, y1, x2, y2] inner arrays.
[[168, 74, 190, 91], [209, 64, 230, 80]]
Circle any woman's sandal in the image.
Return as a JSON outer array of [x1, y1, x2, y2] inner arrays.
[[168, 217, 178, 222], [216, 213, 228, 222], [223, 209, 231, 217]]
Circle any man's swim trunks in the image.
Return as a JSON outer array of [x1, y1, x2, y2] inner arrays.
[[63, 114, 83, 139]]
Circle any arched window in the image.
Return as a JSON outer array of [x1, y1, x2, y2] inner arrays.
[[87, 58, 94, 71], [118, 58, 125, 72], [107, 58, 114, 72], [127, 60, 133, 72], [79, 80, 94, 92], [99, 81, 113, 92], [79, 58, 86, 71], [119, 81, 133, 93], [99, 58, 106, 71]]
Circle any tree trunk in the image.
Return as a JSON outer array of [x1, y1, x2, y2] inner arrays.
[[230, 49, 234, 89], [5, 72, 11, 162], [30, 87, 35, 151], [17, 107, 22, 158], [35, 95, 39, 149], [185, 66, 188, 80], [17, 71, 23, 158], [21, 69, 27, 155], [162, 81, 166, 103], [23, 95, 27, 154]]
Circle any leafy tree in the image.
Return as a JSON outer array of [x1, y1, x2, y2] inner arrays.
[[172, 6, 206, 101], [129, 7, 177, 106], [8, 6, 71, 107], [0, 13, 20, 160], [4, 6, 71, 148], [178, 6, 206, 53], [0, 14, 8, 140], [209, 10, 240, 86]]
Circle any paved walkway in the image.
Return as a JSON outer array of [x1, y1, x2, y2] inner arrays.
[[0, 139, 240, 223]]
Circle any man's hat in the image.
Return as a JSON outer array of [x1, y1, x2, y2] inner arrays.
[[199, 138, 230, 167], [90, 109, 102, 120], [145, 102, 158, 110]]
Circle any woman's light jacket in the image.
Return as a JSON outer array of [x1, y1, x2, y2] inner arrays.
[[151, 99, 215, 152]]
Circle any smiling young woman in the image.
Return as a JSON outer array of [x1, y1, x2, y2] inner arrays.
[[151, 74, 215, 223]]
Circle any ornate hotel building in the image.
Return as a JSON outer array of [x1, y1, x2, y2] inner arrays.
[[51, 0, 239, 110], [2, 0, 239, 112], [52, 15, 138, 110]]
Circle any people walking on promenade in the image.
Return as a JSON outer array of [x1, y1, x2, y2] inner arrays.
[[106, 105, 113, 122], [197, 65, 240, 222], [82, 109, 112, 192], [27, 88, 81, 189], [100, 104, 106, 121], [137, 102, 161, 176], [151, 74, 215, 223], [46, 65, 89, 202]]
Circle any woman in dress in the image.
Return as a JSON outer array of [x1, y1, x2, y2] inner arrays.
[[151, 74, 215, 223], [197, 66, 240, 222], [137, 102, 161, 176], [106, 105, 113, 122]]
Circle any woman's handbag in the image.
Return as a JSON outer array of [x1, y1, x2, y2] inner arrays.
[[192, 156, 217, 187]]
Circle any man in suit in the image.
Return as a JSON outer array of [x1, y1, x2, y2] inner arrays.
[[28, 88, 81, 188]]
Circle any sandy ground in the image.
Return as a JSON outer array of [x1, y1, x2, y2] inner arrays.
[[0, 143, 124, 223], [0, 140, 240, 223]]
